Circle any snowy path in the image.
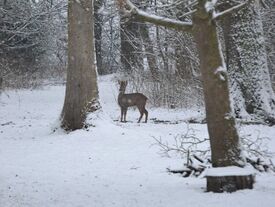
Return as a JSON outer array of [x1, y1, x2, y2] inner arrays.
[[1, 76, 275, 207]]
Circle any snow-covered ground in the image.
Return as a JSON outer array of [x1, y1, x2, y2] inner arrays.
[[1, 75, 275, 207]]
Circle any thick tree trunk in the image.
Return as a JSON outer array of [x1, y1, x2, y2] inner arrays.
[[156, 26, 169, 72], [61, 0, 100, 130], [192, 12, 244, 167], [222, 1, 275, 124], [192, 1, 253, 192], [263, 1, 275, 89]]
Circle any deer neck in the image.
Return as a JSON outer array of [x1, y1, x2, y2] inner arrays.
[[118, 91, 124, 99], [119, 89, 125, 96]]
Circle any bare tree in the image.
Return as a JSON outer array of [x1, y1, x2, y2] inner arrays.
[[0, 0, 67, 88], [119, 0, 254, 192], [61, 0, 100, 130]]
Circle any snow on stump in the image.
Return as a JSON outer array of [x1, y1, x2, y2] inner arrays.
[[205, 166, 255, 193]]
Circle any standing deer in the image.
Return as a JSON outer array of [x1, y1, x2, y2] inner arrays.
[[118, 80, 148, 123]]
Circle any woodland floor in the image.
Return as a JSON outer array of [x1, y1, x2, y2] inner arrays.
[[0, 75, 275, 207]]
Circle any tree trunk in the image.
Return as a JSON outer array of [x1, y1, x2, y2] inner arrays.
[[263, 1, 275, 90], [192, 1, 253, 192], [94, 0, 104, 75], [61, 0, 100, 130], [192, 9, 244, 168], [139, 23, 158, 81], [120, 0, 143, 74], [221, 0, 275, 124]]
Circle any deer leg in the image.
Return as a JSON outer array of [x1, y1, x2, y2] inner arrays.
[[137, 107, 144, 123], [144, 109, 148, 123], [120, 108, 124, 122], [123, 108, 127, 122]]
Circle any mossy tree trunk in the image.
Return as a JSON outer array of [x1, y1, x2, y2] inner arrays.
[[221, 0, 275, 124], [192, 1, 254, 192], [61, 0, 100, 131]]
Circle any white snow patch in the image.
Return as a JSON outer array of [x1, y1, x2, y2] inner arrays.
[[205, 166, 255, 177], [215, 66, 227, 81], [205, 0, 218, 12]]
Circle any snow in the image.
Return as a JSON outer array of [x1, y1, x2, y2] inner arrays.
[[205, 166, 255, 177], [125, 0, 192, 29], [215, 66, 227, 81], [1, 75, 275, 207], [205, 0, 218, 12]]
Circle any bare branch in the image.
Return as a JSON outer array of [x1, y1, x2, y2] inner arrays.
[[120, 0, 193, 32], [213, 0, 253, 20], [178, 9, 197, 19], [153, 126, 275, 176]]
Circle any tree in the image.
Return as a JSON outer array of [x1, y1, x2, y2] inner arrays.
[[119, 0, 254, 192], [94, 0, 104, 75], [61, 0, 100, 130], [221, 0, 275, 124], [262, 1, 275, 90], [0, 0, 62, 88], [139, 22, 158, 81], [120, 0, 144, 74]]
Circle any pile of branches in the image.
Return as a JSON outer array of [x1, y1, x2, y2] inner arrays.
[[153, 126, 275, 177], [166, 154, 275, 178]]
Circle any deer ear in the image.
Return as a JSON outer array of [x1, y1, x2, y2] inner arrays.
[[125, 81, 128, 85], [118, 80, 121, 85]]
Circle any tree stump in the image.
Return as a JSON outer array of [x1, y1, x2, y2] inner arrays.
[[205, 167, 255, 193]]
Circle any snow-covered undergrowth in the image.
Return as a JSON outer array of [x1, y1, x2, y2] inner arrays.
[[0, 75, 275, 207]]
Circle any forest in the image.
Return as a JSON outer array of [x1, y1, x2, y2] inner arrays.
[[0, 0, 275, 206]]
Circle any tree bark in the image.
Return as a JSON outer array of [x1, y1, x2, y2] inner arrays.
[[263, 1, 275, 90], [192, 3, 244, 168], [120, 0, 145, 74], [139, 23, 158, 81], [61, 0, 100, 130], [94, 0, 104, 75], [221, 0, 275, 124]]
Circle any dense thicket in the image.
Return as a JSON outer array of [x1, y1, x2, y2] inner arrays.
[[0, 0, 67, 88]]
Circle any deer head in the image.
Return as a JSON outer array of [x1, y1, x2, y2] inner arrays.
[[118, 80, 128, 94]]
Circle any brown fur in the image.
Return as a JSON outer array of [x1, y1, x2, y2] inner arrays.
[[118, 81, 148, 123]]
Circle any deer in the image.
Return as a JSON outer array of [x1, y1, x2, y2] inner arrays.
[[118, 80, 148, 123]]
